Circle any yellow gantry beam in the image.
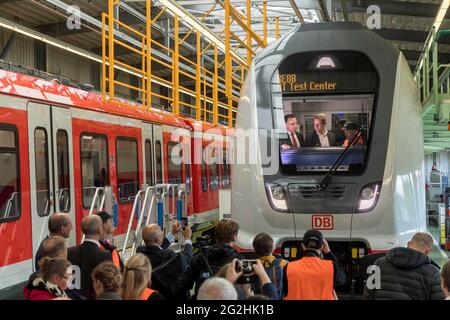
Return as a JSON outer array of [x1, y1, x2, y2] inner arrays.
[[102, 0, 269, 127], [219, 0, 265, 48]]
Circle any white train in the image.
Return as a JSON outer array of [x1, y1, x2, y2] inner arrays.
[[231, 22, 426, 286]]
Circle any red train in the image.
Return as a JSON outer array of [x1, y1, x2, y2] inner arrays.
[[0, 69, 232, 297]]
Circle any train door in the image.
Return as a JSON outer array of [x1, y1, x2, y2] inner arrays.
[[28, 102, 54, 269], [142, 123, 154, 187], [51, 107, 75, 247], [153, 125, 164, 184]]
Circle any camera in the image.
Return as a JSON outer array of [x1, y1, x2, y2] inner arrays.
[[194, 235, 211, 248], [180, 217, 188, 231]]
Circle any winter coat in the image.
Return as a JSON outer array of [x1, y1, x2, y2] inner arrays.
[[23, 277, 67, 300], [174, 244, 242, 300], [364, 247, 444, 300]]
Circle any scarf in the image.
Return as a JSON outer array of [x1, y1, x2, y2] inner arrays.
[[32, 276, 67, 298]]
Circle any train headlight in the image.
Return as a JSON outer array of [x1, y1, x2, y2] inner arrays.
[[265, 182, 289, 212], [357, 183, 381, 212]]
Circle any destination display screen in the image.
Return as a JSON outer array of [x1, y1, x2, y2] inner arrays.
[[277, 51, 378, 94], [275, 51, 378, 175]]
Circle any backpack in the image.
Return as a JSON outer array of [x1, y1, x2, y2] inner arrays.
[[263, 258, 284, 300], [151, 253, 184, 300]]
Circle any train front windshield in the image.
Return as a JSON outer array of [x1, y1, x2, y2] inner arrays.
[[272, 51, 378, 175]]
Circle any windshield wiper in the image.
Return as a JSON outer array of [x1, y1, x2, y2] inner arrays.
[[316, 127, 365, 191]]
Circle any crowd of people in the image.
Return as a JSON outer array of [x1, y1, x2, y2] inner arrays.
[[25, 211, 450, 301]]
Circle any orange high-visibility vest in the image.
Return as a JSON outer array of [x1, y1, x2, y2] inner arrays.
[[140, 288, 158, 300], [100, 242, 121, 270], [111, 249, 121, 269], [285, 256, 334, 300], [343, 136, 364, 147]]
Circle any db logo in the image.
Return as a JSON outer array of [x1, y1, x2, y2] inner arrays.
[[312, 215, 334, 230]]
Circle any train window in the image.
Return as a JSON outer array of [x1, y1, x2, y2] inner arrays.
[[0, 126, 20, 222], [209, 147, 220, 190], [167, 142, 183, 184], [56, 130, 70, 212], [184, 145, 191, 194], [155, 140, 162, 184], [81, 134, 109, 208], [116, 137, 139, 202], [34, 128, 50, 217], [221, 152, 230, 189], [201, 147, 207, 192], [145, 140, 153, 186], [276, 51, 378, 175]]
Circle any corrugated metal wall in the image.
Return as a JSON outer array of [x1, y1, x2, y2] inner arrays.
[[0, 29, 34, 67], [115, 71, 130, 98], [47, 46, 91, 84]]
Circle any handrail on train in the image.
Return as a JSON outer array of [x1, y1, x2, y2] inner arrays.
[[122, 186, 158, 259], [121, 184, 187, 260], [81, 187, 106, 243]]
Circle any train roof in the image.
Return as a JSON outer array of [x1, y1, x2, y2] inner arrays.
[[0, 69, 226, 131], [255, 22, 400, 67]]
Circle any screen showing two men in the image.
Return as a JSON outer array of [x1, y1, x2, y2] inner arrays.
[[275, 51, 378, 174]]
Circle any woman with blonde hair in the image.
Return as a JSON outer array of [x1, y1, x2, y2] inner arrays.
[[92, 262, 123, 300], [122, 253, 164, 300]]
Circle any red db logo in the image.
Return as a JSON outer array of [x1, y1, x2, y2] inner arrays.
[[312, 215, 334, 230]]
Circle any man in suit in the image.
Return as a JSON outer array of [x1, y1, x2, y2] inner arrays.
[[281, 114, 305, 150], [137, 221, 193, 299], [306, 113, 337, 147], [68, 215, 112, 300], [95, 211, 124, 272], [137, 220, 193, 270]]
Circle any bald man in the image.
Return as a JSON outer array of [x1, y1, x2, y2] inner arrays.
[[34, 212, 73, 271], [68, 215, 112, 300], [137, 221, 193, 299], [137, 220, 193, 269], [364, 232, 444, 300]]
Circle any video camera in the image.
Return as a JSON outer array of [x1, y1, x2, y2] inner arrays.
[[194, 235, 211, 248]]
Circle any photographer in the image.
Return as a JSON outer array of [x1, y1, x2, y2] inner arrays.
[[137, 220, 193, 270], [222, 258, 278, 300], [174, 219, 242, 300], [283, 229, 346, 300]]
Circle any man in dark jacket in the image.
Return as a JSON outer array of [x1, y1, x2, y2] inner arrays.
[[137, 220, 193, 270], [95, 211, 124, 272], [305, 113, 337, 147], [364, 232, 444, 300], [68, 215, 112, 300], [34, 212, 72, 271], [174, 219, 242, 300]]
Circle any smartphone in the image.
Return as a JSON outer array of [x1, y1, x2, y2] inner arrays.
[[181, 217, 188, 230]]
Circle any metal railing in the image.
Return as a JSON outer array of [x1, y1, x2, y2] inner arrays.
[[81, 187, 106, 243], [58, 188, 70, 212], [414, 27, 450, 119], [101, 0, 268, 127], [122, 186, 158, 259], [4, 191, 19, 219], [121, 183, 187, 260]]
